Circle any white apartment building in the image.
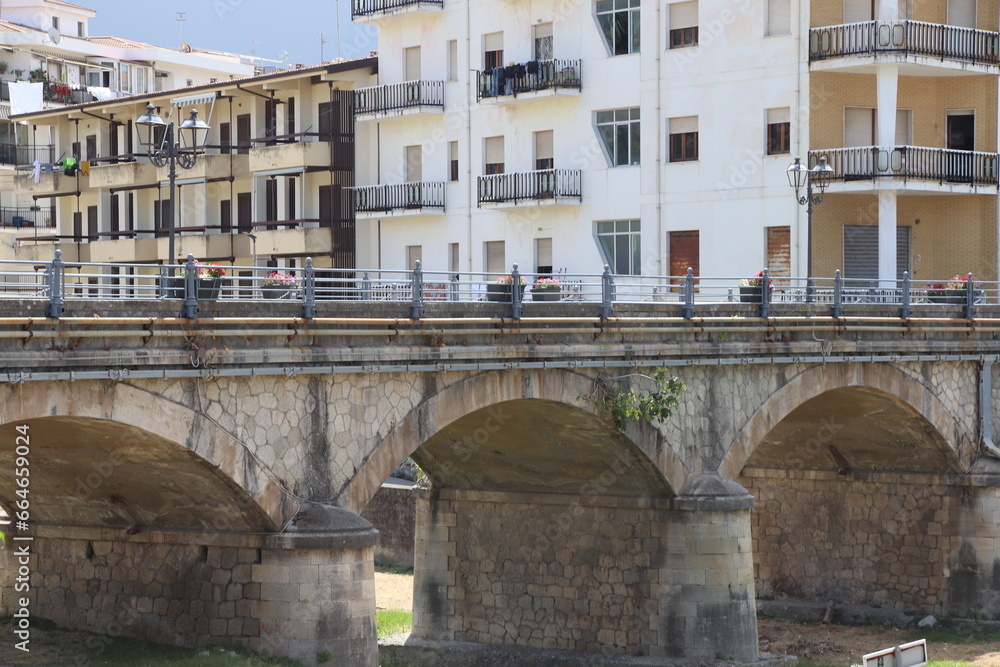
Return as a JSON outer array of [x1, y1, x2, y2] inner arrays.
[[0, 0, 256, 223], [352, 0, 1000, 284]]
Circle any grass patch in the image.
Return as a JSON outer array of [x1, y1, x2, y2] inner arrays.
[[920, 625, 1000, 645], [377, 610, 413, 638], [375, 562, 414, 576], [925, 661, 978, 667]]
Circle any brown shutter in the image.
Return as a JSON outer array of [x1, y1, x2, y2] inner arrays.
[[669, 230, 700, 279], [766, 226, 791, 278]]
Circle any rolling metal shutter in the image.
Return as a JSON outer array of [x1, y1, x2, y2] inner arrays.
[[766, 226, 791, 278], [843, 225, 910, 281], [669, 230, 700, 279]]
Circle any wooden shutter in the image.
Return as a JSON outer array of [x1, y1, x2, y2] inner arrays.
[[767, 0, 790, 35], [844, 0, 873, 23], [669, 230, 700, 279], [484, 32, 503, 52], [404, 46, 421, 81], [766, 226, 791, 278], [485, 136, 504, 168], [536, 237, 553, 272], [948, 0, 976, 28], [406, 145, 422, 182], [110, 193, 120, 233], [844, 107, 875, 146], [448, 40, 458, 80], [895, 109, 912, 145], [87, 205, 98, 239], [449, 242, 460, 273], [670, 116, 698, 134], [485, 240, 505, 275], [843, 225, 910, 280], [406, 245, 422, 268], [236, 114, 251, 154], [534, 131, 553, 164], [671, 2, 698, 29]]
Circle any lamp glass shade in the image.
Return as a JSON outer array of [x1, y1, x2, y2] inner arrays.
[[786, 156, 807, 194], [810, 156, 835, 194], [134, 103, 166, 152], [178, 109, 210, 153]]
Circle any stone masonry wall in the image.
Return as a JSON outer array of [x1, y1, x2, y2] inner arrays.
[[741, 468, 963, 614], [361, 480, 416, 568], [412, 489, 668, 656]]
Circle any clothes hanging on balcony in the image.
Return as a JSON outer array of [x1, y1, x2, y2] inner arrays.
[[79, 160, 90, 176], [30, 160, 40, 184], [61, 157, 77, 176], [526, 60, 539, 76], [491, 67, 503, 97]]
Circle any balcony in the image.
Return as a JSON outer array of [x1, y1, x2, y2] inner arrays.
[[477, 169, 582, 207], [248, 141, 337, 172], [352, 0, 442, 22], [477, 59, 582, 103], [354, 182, 445, 219], [0, 144, 55, 167], [809, 146, 998, 192], [810, 21, 1000, 73], [354, 81, 444, 121], [88, 161, 157, 190], [13, 168, 87, 197], [155, 153, 248, 183]]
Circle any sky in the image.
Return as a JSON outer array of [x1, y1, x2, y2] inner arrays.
[[78, 1, 378, 68]]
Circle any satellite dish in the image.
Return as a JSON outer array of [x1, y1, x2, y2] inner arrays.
[[47, 27, 61, 44]]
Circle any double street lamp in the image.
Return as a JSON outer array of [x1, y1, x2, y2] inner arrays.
[[135, 103, 211, 271], [786, 155, 834, 278]]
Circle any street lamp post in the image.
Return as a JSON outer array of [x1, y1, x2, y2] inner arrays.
[[786, 155, 834, 278], [135, 103, 210, 272]]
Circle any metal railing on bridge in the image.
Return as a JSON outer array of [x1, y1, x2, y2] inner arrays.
[[0, 253, 993, 321]]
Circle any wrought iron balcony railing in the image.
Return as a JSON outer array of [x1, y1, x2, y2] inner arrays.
[[809, 146, 999, 187], [352, 0, 442, 19], [354, 81, 444, 117], [476, 59, 582, 101], [477, 169, 582, 206], [354, 182, 446, 214], [810, 20, 1000, 65], [2, 144, 55, 167]]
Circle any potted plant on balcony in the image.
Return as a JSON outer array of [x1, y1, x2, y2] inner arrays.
[[738, 270, 773, 303], [531, 276, 562, 302], [486, 273, 527, 303], [196, 261, 226, 300], [927, 274, 979, 304], [261, 271, 299, 299]]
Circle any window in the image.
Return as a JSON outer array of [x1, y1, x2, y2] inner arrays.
[[484, 32, 504, 69], [447, 40, 458, 81], [766, 227, 791, 278], [766, 108, 790, 155], [596, 0, 640, 56], [485, 240, 506, 276], [536, 238, 553, 275], [534, 130, 554, 170], [534, 23, 553, 60], [596, 108, 640, 166], [485, 136, 504, 174], [597, 221, 641, 275], [405, 145, 422, 182], [766, 0, 790, 36], [407, 245, 423, 269], [669, 1, 698, 49], [449, 141, 459, 181], [668, 116, 698, 162], [449, 242, 460, 275], [51, 16, 59, 30], [77, 21, 85, 38], [120, 63, 131, 93]]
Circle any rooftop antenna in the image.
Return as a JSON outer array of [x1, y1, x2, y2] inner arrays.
[[335, 0, 342, 59], [176, 12, 186, 45], [317, 31, 328, 62]]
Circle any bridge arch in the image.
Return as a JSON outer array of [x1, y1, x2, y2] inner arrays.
[[0, 381, 287, 531], [341, 368, 687, 512], [719, 362, 968, 480]]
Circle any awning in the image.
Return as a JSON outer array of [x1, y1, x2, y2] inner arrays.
[[171, 92, 218, 108]]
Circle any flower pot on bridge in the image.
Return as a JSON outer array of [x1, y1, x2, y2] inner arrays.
[[486, 283, 525, 303], [928, 289, 965, 305], [532, 288, 561, 302], [739, 286, 762, 303]]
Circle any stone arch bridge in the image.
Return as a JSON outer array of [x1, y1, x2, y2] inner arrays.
[[0, 298, 999, 665]]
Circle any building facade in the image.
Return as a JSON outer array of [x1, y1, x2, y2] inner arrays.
[[352, 0, 1000, 284], [4, 58, 377, 281]]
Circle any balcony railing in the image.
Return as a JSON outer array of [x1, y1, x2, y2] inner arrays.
[[1, 144, 55, 167], [354, 81, 444, 117], [354, 182, 446, 214], [478, 169, 582, 206], [477, 59, 582, 101], [809, 146, 999, 186], [810, 20, 1000, 65], [352, 0, 442, 18], [0, 206, 54, 229]]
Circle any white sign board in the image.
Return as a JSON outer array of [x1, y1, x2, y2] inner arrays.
[[862, 639, 928, 667]]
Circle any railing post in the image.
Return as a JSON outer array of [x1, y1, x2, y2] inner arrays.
[[449, 273, 459, 302], [410, 260, 424, 320], [181, 253, 199, 319], [362, 271, 372, 301], [832, 269, 843, 318], [806, 277, 815, 304], [900, 271, 911, 318], [302, 257, 316, 319], [759, 268, 771, 318], [964, 272, 976, 320], [158, 265, 169, 298], [599, 264, 614, 319], [682, 267, 694, 319], [45, 249, 64, 318], [510, 264, 523, 320]]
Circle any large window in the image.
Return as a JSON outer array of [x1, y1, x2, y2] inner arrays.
[[596, 108, 640, 167], [596, 0, 640, 56], [597, 220, 641, 275], [668, 116, 698, 162], [669, 1, 698, 49], [484, 136, 504, 174]]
